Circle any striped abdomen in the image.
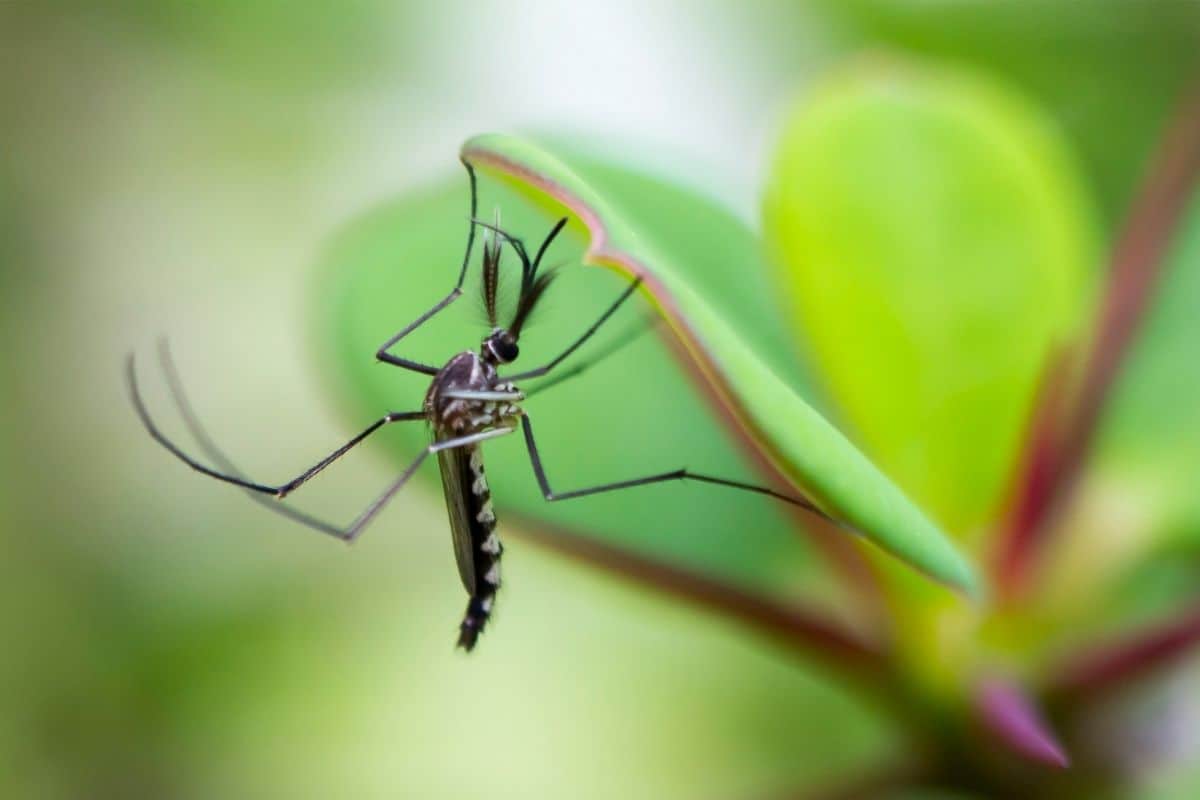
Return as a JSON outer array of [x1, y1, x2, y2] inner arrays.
[[436, 442, 503, 651]]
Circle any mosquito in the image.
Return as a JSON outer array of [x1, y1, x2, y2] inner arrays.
[[127, 160, 838, 651]]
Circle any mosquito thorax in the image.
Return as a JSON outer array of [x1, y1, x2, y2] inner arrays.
[[481, 329, 519, 365], [425, 351, 524, 436]]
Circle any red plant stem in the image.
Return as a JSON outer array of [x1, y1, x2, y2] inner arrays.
[[1049, 602, 1200, 701], [993, 348, 1074, 594], [510, 513, 886, 676], [994, 81, 1200, 597]]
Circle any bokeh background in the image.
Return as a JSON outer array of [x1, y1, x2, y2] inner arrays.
[[2, 2, 1197, 798]]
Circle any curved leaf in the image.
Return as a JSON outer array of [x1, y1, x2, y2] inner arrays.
[[461, 134, 976, 595], [763, 59, 1097, 539]]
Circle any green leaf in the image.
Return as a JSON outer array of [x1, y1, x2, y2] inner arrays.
[[763, 59, 1097, 539], [460, 134, 976, 595]]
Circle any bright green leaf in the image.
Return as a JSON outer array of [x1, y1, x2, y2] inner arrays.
[[763, 59, 1097, 539]]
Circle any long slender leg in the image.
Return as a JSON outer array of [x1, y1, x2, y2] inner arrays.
[[338, 426, 515, 543], [531, 217, 569, 271], [156, 343, 513, 542], [471, 216, 568, 273], [128, 352, 423, 498], [523, 314, 657, 398], [471, 217, 531, 266], [442, 389, 525, 401], [235, 426, 510, 544], [503, 276, 644, 381], [157, 341, 363, 539], [375, 161, 480, 375], [146, 349, 515, 543], [519, 415, 842, 526]]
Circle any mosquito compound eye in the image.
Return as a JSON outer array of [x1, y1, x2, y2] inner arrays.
[[494, 339, 519, 363]]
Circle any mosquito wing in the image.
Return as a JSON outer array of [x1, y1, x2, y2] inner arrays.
[[436, 441, 480, 594]]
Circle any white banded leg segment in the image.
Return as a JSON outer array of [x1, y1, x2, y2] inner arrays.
[[343, 426, 516, 544], [441, 389, 525, 402], [430, 426, 515, 454]]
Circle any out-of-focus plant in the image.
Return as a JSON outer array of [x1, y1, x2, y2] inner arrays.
[[322, 54, 1200, 797]]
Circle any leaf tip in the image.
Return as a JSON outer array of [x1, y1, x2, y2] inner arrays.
[[976, 676, 1071, 769]]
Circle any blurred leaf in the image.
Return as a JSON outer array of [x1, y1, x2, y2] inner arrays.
[[316, 161, 823, 600], [461, 134, 976, 595], [815, 0, 1200, 223], [88, 0, 403, 87], [763, 59, 1097, 539]]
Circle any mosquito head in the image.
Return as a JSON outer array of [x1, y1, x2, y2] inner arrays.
[[475, 214, 570, 367], [481, 328, 519, 365]]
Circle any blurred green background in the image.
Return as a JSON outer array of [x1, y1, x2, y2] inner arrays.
[[1, 2, 1196, 798]]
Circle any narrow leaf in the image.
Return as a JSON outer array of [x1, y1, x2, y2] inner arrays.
[[463, 134, 979, 596], [1050, 603, 1200, 701]]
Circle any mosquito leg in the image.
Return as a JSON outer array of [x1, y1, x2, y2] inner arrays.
[[339, 426, 515, 543], [157, 340, 369, 539], [523, 313, 657, 398], [519, 415, 842, 526], [376, 161, 481, 375], [502, 276, 643, 382], [531, 217, 569, 271], [128, 351, 423, 499], [199, 426, 508, 544], [149, 346, 516, 543], [471, 217, 531, 266], [472, 216, 569, 272], [441, 389, 525, 402], [273, 409, 427, 498]]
